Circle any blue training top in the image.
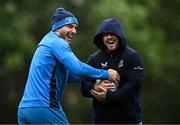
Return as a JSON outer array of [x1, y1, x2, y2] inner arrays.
[[19, 31, 108, 108]]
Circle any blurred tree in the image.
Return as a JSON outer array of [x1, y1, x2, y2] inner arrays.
[[0, 0, 64, 123], [0, 0, 179, 124]]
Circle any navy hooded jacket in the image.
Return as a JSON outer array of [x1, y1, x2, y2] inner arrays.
[[81, 18, 144, 124]]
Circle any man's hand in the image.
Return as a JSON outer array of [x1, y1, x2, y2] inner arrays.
[[94, 80, 118, 92], [107, 69, 120, 83], [90, 86, 107, 102], [91, 80, 118, 102]]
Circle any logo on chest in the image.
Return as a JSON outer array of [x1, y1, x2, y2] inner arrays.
[[101, 62, 108, 68]]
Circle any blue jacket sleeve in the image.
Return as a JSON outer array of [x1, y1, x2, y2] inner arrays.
[[67, 71, 85, 83], [50, 38, 109, 81], [106, 53, 144, 102]]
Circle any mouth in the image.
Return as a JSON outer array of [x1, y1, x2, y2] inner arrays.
[[107, 40, 115, 45], [67, 32, 73, 38], [66, 32, 73, 43]]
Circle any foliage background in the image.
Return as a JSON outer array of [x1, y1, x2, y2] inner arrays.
[[0, 0, 179, 123]]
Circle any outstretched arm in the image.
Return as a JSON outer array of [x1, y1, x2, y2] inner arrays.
[[51, 40, 119, 83]]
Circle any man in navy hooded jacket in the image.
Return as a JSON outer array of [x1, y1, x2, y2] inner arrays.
[[81, 18, 144, 124]]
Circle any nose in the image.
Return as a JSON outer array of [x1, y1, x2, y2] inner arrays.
[[72, 28, 76, 34], [106, 34, 112, 38]]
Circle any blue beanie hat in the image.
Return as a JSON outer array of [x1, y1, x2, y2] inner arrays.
[[51, 7, 78, 31]]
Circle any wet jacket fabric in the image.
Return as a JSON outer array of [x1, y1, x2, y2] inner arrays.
[[81, 18, 144, 124]]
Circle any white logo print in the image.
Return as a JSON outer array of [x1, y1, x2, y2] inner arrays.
[[133, 66, 143, 70], [118, 60, 124, 68], [65, 17, 72, 24], [101, 62, 108, 68]]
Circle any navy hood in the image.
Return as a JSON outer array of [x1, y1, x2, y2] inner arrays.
[[93, 18, 127, 50]]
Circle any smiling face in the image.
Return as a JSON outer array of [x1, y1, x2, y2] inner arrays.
[[56, 24, 78, 44], [103, 33, 119, 52]]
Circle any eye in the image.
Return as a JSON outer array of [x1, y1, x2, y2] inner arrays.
[[66, 24, 78, 30], [74, 25, 78, 30], [67, 25, 73, 28]]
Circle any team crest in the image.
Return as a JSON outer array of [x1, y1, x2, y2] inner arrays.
[[118, 59, 124, 68]]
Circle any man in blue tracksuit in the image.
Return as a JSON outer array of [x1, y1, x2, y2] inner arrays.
[[81, 18, 144, 124], [17, 8, 120, 124]]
